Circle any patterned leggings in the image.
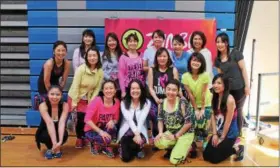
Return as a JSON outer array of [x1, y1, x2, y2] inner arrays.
[[194, 107, 212, 141], [85, 127, 117, 146]]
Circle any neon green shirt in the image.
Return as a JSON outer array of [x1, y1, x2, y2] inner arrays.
[[181, 72, 212, 108]]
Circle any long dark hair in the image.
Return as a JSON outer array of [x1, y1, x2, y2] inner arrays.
[[187, 52, 206, 74], [216, 32, 231, 62], [85, 47, 102, 69], [45, 85, 63, 114], [153, 47, 173, 70], [102, 32, 122, 62], [123, 79, 147, 110], [79, 29, 96, 59], [212, 74, 230, 116]]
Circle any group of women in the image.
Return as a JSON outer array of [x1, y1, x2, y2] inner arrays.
[[34, 28, 249, 165]]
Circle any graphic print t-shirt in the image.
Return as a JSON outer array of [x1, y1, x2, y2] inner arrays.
[[152, 67, 174, 99], [215, 109, 239, 139]]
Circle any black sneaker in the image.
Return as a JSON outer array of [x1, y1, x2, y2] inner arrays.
[[234, 145, 244, 161], [163, 149, 172, 159]]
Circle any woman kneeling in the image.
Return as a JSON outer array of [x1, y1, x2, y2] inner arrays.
[[84, 80, 120, 158], [154, 79, 195, 165], [203, 74, 244, 164]]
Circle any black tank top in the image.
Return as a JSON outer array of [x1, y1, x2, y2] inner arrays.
[[38, 57, 65, 95], [35, 99, 63, 149], [152, 67, 174, 99]]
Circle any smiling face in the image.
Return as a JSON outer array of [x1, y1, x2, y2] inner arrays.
[[190, 56, 202, 70], [87, 50, 99, 66], [216, 37, 228, 53], [107, 36, 117, 51], [127, 37, 138, 51], [192, 34, 203, 50], [213, 77, 225, 94], [165, 83, 179, 100], [83, 34, 94, 46], [54, 44, 67, 60], [48, 88, 62, 105], [157, 50, 169, 67], [153, 33, 164, 48], [130, 82, 141, 100], [103, 82, 116, 100], [172, 40, 184, 54]]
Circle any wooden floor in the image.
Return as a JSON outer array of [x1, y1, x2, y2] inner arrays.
[[1, 127, 279, 167]]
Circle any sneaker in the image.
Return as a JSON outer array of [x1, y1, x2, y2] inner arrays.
[[102, 147, 115, 158], [234, 145, 244, 161], [54, 152, 62, 158], [163, 149, 172, 159], [44, 150, 54, 160], [136, 150, 145, 159], [83, 138, 90, 147], [90, 142, 100, 155], [75, 138, 83, 148]]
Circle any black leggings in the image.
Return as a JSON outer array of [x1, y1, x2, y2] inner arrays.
[[76, 112, 86, 139], [120, 135, 142, 162], [36, 129, 68, 150], [230, 88, 246, 135], [203, 136, 236, 164]]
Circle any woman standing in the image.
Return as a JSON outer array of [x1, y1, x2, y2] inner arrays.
[[154, 80, 195, 165], [187, 31, 213, 81], [148, 47, 179, 138], [84, 80, 120, 158], [102, 32, 123, 99], [68, 47, 104, 148], [181, 52, 212, 157], [214, 32, 250, 136], [37, 41, 70, 98], [118, 33, 145, 98], [72, 29, 96, 73], [203, 74, 244, 163], [143, 29, 166, 71], [171, 34, 191, 80], [35, 85, 69, 159], [118, 79, 151, 162]]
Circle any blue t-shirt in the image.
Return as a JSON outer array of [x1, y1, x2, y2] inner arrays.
[[171, 51, 191, 81]]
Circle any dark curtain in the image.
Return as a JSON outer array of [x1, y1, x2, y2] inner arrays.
[[234, 0, 254, 52]]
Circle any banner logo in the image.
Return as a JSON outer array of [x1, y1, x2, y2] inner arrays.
[[121, 29, 144, 50]]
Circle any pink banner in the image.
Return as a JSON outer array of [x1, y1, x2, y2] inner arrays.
[[105, 18, 217, 61]]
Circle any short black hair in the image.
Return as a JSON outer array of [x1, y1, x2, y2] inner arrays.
[[187, 52, 206, 74], [53, 40, 67, 51], [125, 33, 139, 44], [152, 29, 165, 40], [166, 79, 180, 91], [172, 34, 185, 45], [190, 31, 207, 49]]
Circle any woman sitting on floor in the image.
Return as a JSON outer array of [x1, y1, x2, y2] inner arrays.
[[35, 85, 69, 160], [117, 79, 151, 162], [84, 80, 120, 158]]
